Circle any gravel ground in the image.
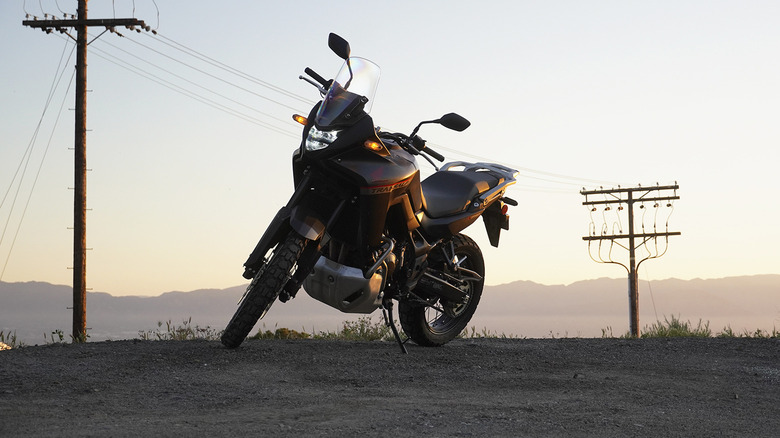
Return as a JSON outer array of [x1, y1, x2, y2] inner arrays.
[[1, 337, 779, 437]]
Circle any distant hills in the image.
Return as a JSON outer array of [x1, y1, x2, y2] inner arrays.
[[1, 275, 778, 345]]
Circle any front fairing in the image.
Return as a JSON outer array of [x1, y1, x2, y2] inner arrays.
[[298, 58, 381, 162]]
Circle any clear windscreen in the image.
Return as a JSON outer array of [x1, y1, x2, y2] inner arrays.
[[316, 57, 380, 127]]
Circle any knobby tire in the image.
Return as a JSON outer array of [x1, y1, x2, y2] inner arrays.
[[221, 234, 306, 348]]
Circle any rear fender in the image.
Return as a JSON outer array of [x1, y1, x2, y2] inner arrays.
[[482, 201, 510, 247]]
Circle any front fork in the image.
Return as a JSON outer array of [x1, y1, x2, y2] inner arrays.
[[278, 238, 323, 302], [243, 171, 342, 280]]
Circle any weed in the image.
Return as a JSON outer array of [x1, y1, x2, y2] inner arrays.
[[250, 323, 311, 340], [718, 325, 779, 339], [602, 315, 779, 339], [313, 316, 394, 341], [137, 317, 221, 341], [641, 315, 711, 338], [1, 330, 23, 349], [47, 329, 66, 344], [461, 325, 519, 339]]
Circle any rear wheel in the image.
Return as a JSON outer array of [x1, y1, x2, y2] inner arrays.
[[399, 234, 484, 346], [221, 233, 306, 348]]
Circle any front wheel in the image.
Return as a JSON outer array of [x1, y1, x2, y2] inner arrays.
[[221, 233, 306, 348], [399, 234, 485, 346]]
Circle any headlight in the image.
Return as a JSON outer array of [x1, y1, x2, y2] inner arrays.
[[305, 126, 341, 151]]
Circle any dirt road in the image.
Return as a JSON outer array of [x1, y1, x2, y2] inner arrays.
[[1, 338, 779, 436]]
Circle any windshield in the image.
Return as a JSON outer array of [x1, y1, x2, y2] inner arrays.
[[316, 57, 380, 127]]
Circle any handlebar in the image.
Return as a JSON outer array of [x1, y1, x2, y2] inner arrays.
[[423, 146, 445, 162], [378, 131, 446, 163], [410, 135, 444, 162], [304, 67, 331, 89]]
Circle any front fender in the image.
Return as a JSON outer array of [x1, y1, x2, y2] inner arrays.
[[290, 204, 326, 241]]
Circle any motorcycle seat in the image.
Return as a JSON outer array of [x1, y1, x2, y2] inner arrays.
[[421, 170, 500, 218]]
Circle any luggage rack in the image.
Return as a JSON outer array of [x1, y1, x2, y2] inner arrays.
[[438, 161, 518, 206]]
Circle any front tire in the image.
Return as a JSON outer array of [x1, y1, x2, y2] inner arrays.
[[399, 234, 485, 346], [221, 234, 306, 348]]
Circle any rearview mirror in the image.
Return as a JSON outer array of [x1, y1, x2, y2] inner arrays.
[[437, 113, 471, 132], [328, 33, 351, 60]]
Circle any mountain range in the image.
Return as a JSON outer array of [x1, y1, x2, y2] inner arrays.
[[1, 275, 778, 345]]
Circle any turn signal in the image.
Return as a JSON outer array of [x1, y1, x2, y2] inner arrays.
[[364, 140, 383, 152], [292, 114, 308, 125]]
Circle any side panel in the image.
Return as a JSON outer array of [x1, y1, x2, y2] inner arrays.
[[358, 171, 423, 247], [420, 209, 484, 241]]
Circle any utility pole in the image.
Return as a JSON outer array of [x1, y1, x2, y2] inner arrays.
[[23, 1, 148, 342], [581, 184, 681, 337]]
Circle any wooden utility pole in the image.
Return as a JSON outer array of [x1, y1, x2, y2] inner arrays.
[[581, 184, 681, 337], [23, 1, 147, 342]]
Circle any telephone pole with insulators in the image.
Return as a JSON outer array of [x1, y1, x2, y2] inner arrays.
[[581, 184, 681, 337], [23, 0, 152, 342]]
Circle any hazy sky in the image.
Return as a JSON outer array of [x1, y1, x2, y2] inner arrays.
[[2, 1, 779, 296]]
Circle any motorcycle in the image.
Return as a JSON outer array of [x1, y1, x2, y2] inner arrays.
[[221, 33, 517, 352]]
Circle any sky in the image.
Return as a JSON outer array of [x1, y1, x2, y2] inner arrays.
[[1, 0, 779, 297]]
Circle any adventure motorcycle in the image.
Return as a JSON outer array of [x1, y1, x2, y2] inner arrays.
[[221, 33, 517, 352]]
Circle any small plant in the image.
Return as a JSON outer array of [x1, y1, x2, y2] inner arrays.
[[1, 330, 23, 349], [47, 329, 66, 344], [601, 315, 780, 339], [313, 316, 394, 341], [460, 325, 518, 339], [70, 331, 90, 343], [137, 317, 221, 341], [250, 324, 311, 340], [640, 315, 711, 338], [718, 325, 779, 339]]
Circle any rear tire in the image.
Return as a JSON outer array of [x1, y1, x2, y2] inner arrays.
[[221, 234, 306, 348], [399, 234, 484, 346]]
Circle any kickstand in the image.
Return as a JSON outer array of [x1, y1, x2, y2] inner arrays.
[[382, 300, 408, 354]]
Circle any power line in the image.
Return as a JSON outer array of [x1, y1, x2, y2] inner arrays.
[[119, 32, 307, 113], [89, 36, 299, 135], [147, 31, 313, 106], [86, 41, 298, 139], [1, 65, 76, 282], [28, 9, 623, 198], [431, 142, 622, 187], [100, 26, 615, 189], [2, 38, 75, 237]]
